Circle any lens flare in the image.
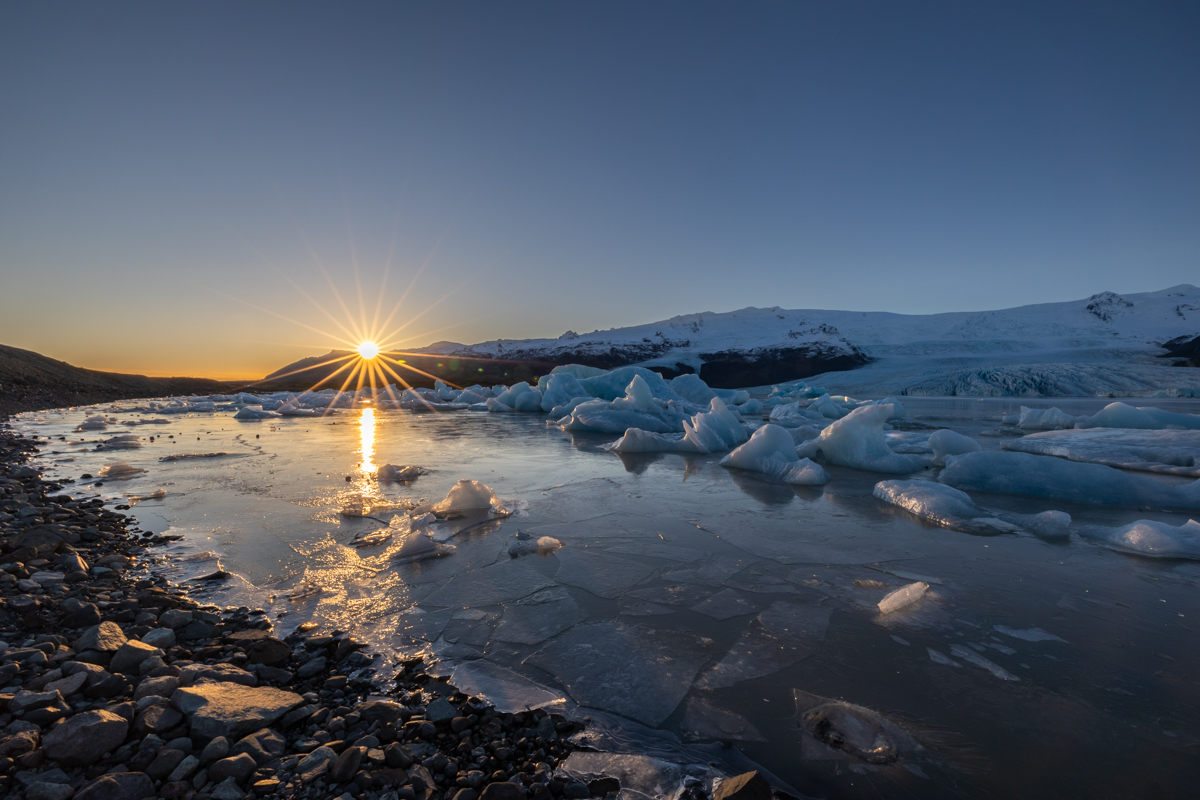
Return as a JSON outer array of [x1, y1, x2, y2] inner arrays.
[[358, 341, 379, 359]]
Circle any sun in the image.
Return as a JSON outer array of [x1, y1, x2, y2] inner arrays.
[[357, 341, 379, 359]]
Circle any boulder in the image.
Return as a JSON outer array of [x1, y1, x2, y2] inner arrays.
[[158, 609, 193, 629], [209, 752, 257, 784], [210, 777, 245, 800], [182, 663, 257, 687], [480, 781, 527, 800], [243, 637, 290, 667], [140, 628, 176, 649], [170, 683, 303, 740], [359, 700, 408, 724], [713, 772, 772, 800], [74, 622, 127, 653], [134, 675, 181, 701], [231, 728, 286, 764], [44, 671, 88, 697], [110, 641, 164, 675], [295, 745, 337, 782], [25, 782, 75, 800], [42, 709, 129, 767]]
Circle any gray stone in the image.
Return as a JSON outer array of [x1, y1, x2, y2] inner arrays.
[[74, 622, 127, 653], [139, 628, 176, 649], [0, 728, 39, 757], [158, 609, 193, 629], [295, 745, 337, 782], [44, 671, 88, 698], [10, 688, 65, 714], [167, 754, 201, 783], [209, 752, 257, 784], [182, 663, 257, 687], [134, 703, 183, 735], [231, 728, 286, 765], [243, 637, 290, 667], [480, 781, 526, 800], [145, 748, 187, 781], [251, 665, 292, 684], [25, 782, 75, 800], [200, 735, 231, 763], [74, 772, 154, 800], [110, 641, 164, 675], [170, 683, 303, 740], [329, 745, 364, 782], [42, 710, 129, 767], [359, 701, 408, 725], [296, 656, 326, 678], [210, 777, 245, 800], [134, 675, 180, 701], [425, 698, 455, 722]]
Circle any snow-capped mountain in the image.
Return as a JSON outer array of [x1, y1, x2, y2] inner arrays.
[[267, 285, 1200, 394]]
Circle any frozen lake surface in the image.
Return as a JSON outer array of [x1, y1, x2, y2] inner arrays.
[[14, 395, 1200, 800]]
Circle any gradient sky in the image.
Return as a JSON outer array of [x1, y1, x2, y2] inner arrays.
[[2, 2, 1198, 380]]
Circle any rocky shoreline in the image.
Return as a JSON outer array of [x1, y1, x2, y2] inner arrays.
[[0, 412, 780, 800]]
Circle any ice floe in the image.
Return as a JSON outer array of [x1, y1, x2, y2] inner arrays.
[[1077, 518, 1200, 559], [696, 602, 831, 689], [97, 461, 144, 479], [877, 581, 929, 614], [793, 689, 925, 764], [377, 464, 423, 481], [430, 479, 524, 517], [1004, 428, 1200, 476], [874, 480, 1071, 537], [1016, 401, 1200, 431], [939, 451, 1200, 510], [927, 429, 981, 465]]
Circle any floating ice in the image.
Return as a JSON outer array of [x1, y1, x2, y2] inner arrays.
[[493, 586, 585, 644], [97, 462, 144, 479], [377, 464, 423, 481], [525, 621, 715, 726], [719, 424, 830, 485], [449, 660, 565, 713], [96, 435, 140, 451], [606, 396, 750, 455], [430, 479, 522, 517], [797, 404, 926, 473], [877, 581, 929, 614], [507, 530, 562, 557], [927, 429, 981, 465], [233, 406, 280, 421], [696, 602, 831, 689], [993, 625, 1066, 643], [552, 549, 657, 598], [75, 416, 111, 431], [537, 372, 589, 413], [927, 648, 961, 667], [874, 480, 1071, 537], [422, 560, 553, 607], [1078, 518, 1200, 559], [794, 689, 925, 764], [939, 451, 1200, 510], [1019, 401, 1200, 431], [949, 643, 1019, 680], [680, 697, 766, 742], [1004, 428, 1200, 477], [556, 374, 689, 434], [1017, 407, 1084, 430], [158, 452, 233, 462]]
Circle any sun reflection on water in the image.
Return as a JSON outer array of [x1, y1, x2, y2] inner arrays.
[[359, 407, 376, 473]]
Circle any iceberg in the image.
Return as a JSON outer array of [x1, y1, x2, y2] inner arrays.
[[606, 396, 750, 454], [377, 464, 423, 481], [233, 406, 280, 421], [537, 372, 589, 413], [555, 374, 689, 434], [1004, 428, 1200, 476], [430, 479, 522, 516], [876, 581, 928, 614], [796, 404, 927, 473], [927, 429, 981, 465], [938, 451, 1200, 510], [1019, 401, 1200, 431], [719, 424, 830, 485], [1078, 518, 1200, 559], [874, 480, 1071, 537]]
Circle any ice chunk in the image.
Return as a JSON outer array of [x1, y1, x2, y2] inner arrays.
[[949, 643, 1019, 680], [97, 435, 141, 451], [1078, 518, 1200, 559], [75, 415, 110, 431], [449, 660, 565, 713], [377, 464, 423, 481], [927, 648, 961, 667], [719, 424, 830, 485], [557, 374, 689, 434], [607, 396, 750, 454], [877, 581, 928, 614], [233, 406, 280, 420], [927, 429, 981, 465], [577, 366, 692, 404], [97, 461, 144, 479], [430, 479, 522, 516], [794, 689, 925, 764], [549, 363, 610, 381], [696, 602, 831, 689], [507, 530, 563, 557], [1076, 402, 1200, 431], [939, 451, 1200, 510], [1004, 428, 1200, 477], [525, 621, 716, 726], [993, 625, 1066, 643], [537, 372, 590, 413], [797, 404, 926, 473], [493, 586, 586, 644], [604, 428, 704, 454], [873, 480, 1071, 537], [1018, 406, 1083, 430]]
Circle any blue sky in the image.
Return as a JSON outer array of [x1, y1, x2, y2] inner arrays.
[[1, 2, 1197, 378]]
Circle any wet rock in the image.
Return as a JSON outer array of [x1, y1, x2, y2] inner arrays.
[[243, 637, 290, 667], [425, 697, 455, 723], [75, 771, 155, 800], [480, 782, 527, 800], [231, 728, 286, 765], [74, 622, 127, 653], [330, 745, 364, 782], [26, 781, 76, 800], [713, 771, 771, 800], [210, 777, 246, 800], [62, 600, 102, 628], [209, 752, 257, 784], [296, 745, 337, 782], [41, 708, 129, 766], [170, 683, 303, 739], [296, 655, 326, 678], [158, 609, 193, 629]]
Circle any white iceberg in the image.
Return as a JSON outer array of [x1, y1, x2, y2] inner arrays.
[[430, 479, 523, 516], [796, 404, 926, 473], [1078, 518, 1200, 559], [719, 424, 830, 485], [874, 479, 1071, 537], [938, 451, 1200, 510], [556, 374, 689, 434], [927, 429, 981, 465]]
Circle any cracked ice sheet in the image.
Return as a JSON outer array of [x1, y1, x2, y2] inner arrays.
[[494, 587, 588, 645], [559, 753, 693, 800], [553, 549, 658, 598], [680, 696, 766, 743], [700, 514, 923, 565], [525, 621, 716, 727], [690, 588, 766, 621], [533, 478, 690, 523], [697, 601, 832, 690], [627, 584, 715, 607], [422, 559, 554, 607], [450, 660, 565, 713]]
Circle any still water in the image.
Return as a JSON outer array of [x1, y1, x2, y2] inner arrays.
[[14, 396, 1200, 800]]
